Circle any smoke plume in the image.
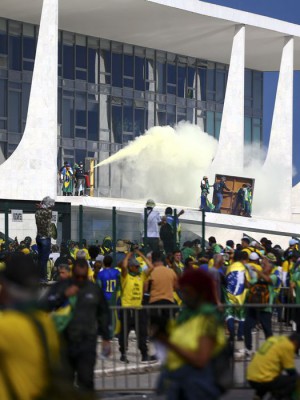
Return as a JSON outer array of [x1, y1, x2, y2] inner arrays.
[[95, 123, 217, 207], [95, 122, 294, 220]]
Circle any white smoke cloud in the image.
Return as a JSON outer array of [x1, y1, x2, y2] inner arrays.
[[95, 122, 217, 207], [95, 122, 295, 220]]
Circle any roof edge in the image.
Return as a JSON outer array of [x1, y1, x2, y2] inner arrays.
[[147, 0, 300, 37]]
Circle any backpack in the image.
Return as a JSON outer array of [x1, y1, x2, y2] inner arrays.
[[247, 281, 270, 304], [160, 222, 174, 243]]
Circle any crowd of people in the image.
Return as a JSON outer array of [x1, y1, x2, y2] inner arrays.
[[1, 196, 300, 399]]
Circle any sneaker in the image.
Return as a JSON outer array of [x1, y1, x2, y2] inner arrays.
[[141, 354, 157, 364], [237, 336, 244, 341], [120, 354, 129, 363], [234, 348, 254, 360]]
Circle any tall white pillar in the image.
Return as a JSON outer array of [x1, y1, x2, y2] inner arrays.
[[196, 70, 204, 129], [209, 25, 245, 176], [0, 0, 58, 200], [263, 36, 294, 220], [147, 60, 155, 127]]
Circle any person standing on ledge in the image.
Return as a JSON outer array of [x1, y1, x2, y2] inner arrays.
[[200, 176, 215, 212], [213, 176, 230, 213], [35, 196, 55, 282], [61, 162, 74, 196], [141, 199, 161, 252], [75, 161, 86, 196]]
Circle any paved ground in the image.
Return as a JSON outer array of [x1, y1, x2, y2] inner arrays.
[[98, 389, 255, 399], [94, 322, 296, 397]]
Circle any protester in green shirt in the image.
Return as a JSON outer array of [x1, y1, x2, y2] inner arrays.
[[290, 260, 300, 333]]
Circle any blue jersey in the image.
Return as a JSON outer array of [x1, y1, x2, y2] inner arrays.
[[97, 268, 120, 302]]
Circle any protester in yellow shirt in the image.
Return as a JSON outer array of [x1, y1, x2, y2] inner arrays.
[[247, 334, 300, 399], [154, 268, 226, 400], [248, 252, 262, 273], [0, 253, 62, 400], [119, 249, 154, 363], [75, 249, 94, 281], [74, 245, 91, 261]]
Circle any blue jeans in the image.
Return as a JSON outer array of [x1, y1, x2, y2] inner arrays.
[[36, 236, 51, 280], [244, 308, 272, 350], [244, 201, 251, 215], [215, 193, 223, 211], [157, 364, 221, 400], [200, 195, 207, 210]]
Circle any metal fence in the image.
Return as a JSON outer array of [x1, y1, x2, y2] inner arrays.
[[77, 205, 206, 253], [0, 202, 206, 252], [95, 303, 300, 393]]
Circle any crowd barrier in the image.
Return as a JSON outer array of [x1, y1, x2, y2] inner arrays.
[[93, 303, 300, 393], [0, 204, 206, 254]]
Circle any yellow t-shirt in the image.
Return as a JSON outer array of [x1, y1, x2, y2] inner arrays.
[[121, 272, 148, 307], [74, 247, 91, 260], [282, 260, 293, 274], [248, 262, 262, 273], [167, 312, 226, 371], [243, 247, 262, 256], [247, 336, 295, 383], [0, 310, 60, 400]]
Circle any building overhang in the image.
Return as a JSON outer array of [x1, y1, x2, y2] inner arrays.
[[1, 0, 300, 71]]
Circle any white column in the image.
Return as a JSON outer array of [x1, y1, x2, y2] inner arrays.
[[0, 0, 58, 200], [196, 70, 204, 129], [147, 60, 155, 127], [209, 25, 245, 176], [263, 36, 294, 220]]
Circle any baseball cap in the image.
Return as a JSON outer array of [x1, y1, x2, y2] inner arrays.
[[146, 199, 156, 208], [289, 239, 298, 246], [249, 252, 260, 261], [265, 253, 277, 263]]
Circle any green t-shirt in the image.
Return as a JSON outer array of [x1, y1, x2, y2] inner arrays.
[[181, 247, 195, 261], [291, 268, 300, 304]]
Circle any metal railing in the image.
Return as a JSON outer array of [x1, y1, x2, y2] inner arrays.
[[95, 303, 300, 393]]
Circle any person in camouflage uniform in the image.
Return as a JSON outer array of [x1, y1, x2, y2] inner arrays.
[[35, 196, 55, 282]]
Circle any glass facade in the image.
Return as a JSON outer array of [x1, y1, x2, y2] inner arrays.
[[0, 17, 263, 195]]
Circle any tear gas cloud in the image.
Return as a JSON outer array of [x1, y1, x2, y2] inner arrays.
[[95, 122, 292, 219], [95, 123, 217, 207]]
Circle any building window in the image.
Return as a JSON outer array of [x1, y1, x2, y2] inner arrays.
[[63, 32, 75, 80], [62, 96, 74, 138], [8, 90, 21, 132], [8, 21, 21, 71]]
